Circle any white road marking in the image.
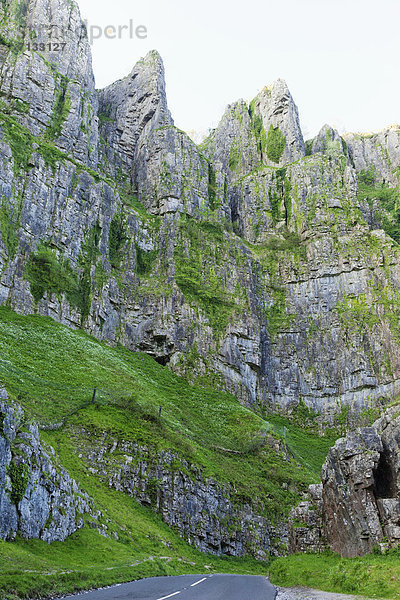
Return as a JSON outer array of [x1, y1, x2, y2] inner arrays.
[[190, 578, 207, 587], [156, 577, 207, 600], [157, 592, 181, 600]]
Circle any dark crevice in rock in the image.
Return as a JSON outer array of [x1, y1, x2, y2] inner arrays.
[[374, 445, 396, 499], [154, 355, 170, 366]]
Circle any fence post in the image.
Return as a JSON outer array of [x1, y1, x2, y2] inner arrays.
[[92, 386, 97, 404]]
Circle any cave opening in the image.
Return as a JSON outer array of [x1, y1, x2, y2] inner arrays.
[[374, 448, 396, 499], [154, 355, 171, 366]]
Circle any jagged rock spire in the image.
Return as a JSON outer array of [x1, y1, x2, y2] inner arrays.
[[309, 124, 348, 158], [251, 78, 305, 166], [98, 50, 173, 169], [201, 100, 260, 178], [99, 51, 212, 216], [203, 79, 306, 175]]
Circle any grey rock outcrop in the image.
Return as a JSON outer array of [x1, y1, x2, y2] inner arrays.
[[345, 125, 400, 186], [98, 50, 172, 175], [0, 388, 94, 542], [0, 0, 99, 166], [72, 426, 288, 558], [290, 405, 400, 557], [289, 484, 325, 554], [201, 100, 260, 179]]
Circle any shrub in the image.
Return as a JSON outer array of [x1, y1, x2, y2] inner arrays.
[[0, 203, 19, 260], [24, 224, 102, 321], [24, 245, 78, 303], [45, 76, 71, 141], [266, 125, 286, 163], [7, 461, 29, 505], [208, 163, 218, 209], [135, 244, 158, 277], [229, 146, 240, 172], [109, 213, 127, 269], [0, 113, 33, 174], [249, 99, 267, 155], [357, 170, 400, 243]]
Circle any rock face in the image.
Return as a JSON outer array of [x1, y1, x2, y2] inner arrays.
[[345, 125, 400, 186], [0, 0, 99, 165], [0, 388, 94, 542], [71, 426, 287, 558], [201, 100, 260, 180], [288, 484, 324, 554], [289, 405, 400, 557], [1, 0, 400, 423]]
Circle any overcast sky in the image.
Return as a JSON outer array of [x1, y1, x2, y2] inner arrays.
[[78, 0, 400, 141]]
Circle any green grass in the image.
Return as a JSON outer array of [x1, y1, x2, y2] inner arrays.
[[0, 307, 336, 598], [0, 520, 266, 600], [265, 414, 337, 475], [269, 552, 400, 599]]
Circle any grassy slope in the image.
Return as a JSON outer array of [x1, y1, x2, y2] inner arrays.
[[269, 553, 400, 600], [0, 307, 335, 598]]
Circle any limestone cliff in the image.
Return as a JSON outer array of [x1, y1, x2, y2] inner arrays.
[[1, 0, 400, 425]]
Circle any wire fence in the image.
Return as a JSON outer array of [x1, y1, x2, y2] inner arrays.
[[0, 357, 310, 462], [0, 356, 144, 398], [0, 356, 162, 430]]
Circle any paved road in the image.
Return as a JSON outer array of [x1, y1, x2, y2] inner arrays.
[[64, 574, 276, 600]]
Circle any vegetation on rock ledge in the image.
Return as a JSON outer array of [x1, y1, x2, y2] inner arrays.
[[7, 461, 29, 505], [266, 125, 286, 164]]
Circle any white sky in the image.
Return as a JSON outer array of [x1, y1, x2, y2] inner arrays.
[[77, 0, 400, 141]]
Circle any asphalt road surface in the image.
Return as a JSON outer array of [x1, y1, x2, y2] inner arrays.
[[64, 574, 277, 600]]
